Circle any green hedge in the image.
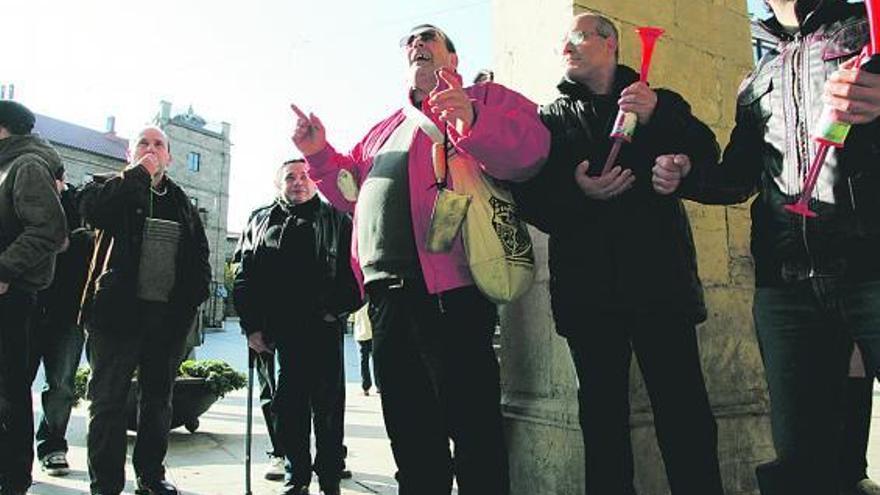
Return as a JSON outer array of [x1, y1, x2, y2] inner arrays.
[[74, 359, 246, 405]]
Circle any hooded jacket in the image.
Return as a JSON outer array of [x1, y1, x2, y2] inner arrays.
[[0, 134, 67, 292], [682, 0, 880, 286]]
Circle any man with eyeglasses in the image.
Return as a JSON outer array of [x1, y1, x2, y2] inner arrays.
[[290, 23, 549, 495], [512, 12, 723, 495]]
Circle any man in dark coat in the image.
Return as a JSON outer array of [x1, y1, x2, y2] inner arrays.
[[28, 176, 94, 477], [654, 1, 880, 492], [79, 125, 211, 495], [233, 159, 361, 495], [0, 100, 67, 495], [513, 12, 723, 495]]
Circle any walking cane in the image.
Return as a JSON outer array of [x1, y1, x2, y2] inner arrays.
[[245, 349, 255, 495]]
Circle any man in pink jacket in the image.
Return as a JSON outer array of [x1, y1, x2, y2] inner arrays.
[[291, 24, 549, 495]]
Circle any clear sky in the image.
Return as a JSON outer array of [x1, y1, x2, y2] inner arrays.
[[5, 0, 789, 231], [4, 0, 492, 231]]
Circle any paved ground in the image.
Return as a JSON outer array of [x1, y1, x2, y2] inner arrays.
[[29, 321, 400, 495], [26, 319, 880, 494]]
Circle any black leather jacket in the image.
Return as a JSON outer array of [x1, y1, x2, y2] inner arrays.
[[683, 0, 880, 286], [513, 66, 720, 335], [232, 196, 361, 336]]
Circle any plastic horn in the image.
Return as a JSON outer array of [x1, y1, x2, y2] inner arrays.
[[601, 27, 665, 175], [869, 0, 880, 56], [785, 0, 880, 217]]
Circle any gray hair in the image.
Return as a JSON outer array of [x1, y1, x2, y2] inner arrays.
[[575, 12, 620, 59]]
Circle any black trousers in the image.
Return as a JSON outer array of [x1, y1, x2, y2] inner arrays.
[[358, 339, 375, 392], [86, 301, 188, 495], [272, 319, 344, 489], [839, 376, 873, 487], [0, 289, 36, 493], [256, 350, 283, 457], [367, 280, 508, 495], [565, 312, 723, 495]]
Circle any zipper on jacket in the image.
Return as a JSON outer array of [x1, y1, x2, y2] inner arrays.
[[790, 33, 817, 278], [848, 177, 857, 212]]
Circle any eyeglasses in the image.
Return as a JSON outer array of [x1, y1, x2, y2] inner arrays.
[[400, 29, 440, 48], [563, 30, 605, 45]]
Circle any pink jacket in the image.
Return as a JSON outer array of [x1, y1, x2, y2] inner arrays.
[[305, 82, 550, 295]]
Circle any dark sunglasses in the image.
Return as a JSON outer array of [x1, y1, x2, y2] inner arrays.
[[399, 29, 440, 48]]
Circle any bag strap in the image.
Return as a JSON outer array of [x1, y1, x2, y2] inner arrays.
[[402, 104, 449, 189]]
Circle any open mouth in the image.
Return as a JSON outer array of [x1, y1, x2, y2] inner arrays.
[[411, 51, 432, 65]]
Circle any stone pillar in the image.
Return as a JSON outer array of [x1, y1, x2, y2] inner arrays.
[[494, 1, 774, 493]]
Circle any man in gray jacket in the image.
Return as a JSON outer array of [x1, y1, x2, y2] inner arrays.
[[0, 100, 67, 495]]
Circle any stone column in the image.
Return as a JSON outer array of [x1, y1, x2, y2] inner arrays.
[[493, 1, 774, 493]]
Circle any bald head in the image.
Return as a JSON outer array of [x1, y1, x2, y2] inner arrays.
[[572, 12, 619, 59]]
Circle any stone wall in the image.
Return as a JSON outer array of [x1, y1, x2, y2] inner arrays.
[[161, 121, 231, 326], [54, 145, 126, 186]]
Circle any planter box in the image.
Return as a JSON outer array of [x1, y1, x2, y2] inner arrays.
[[125, 376, 220, 433]]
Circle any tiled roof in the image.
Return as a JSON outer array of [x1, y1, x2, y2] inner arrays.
[[33, 114, 128, 162]]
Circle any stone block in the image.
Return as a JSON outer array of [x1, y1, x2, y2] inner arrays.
[[687, 203, 731, 285]]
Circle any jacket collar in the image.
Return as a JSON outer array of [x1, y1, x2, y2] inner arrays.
[[275, 193, 321, 216], [556, 65, 639, 100]]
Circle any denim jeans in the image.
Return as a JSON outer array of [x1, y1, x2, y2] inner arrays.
[[0, 289, 36, 493], [754, 278, 880, 494], [28, 318, 85, 460]]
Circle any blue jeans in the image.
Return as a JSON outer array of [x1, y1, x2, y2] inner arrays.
[[753, 278, 880, 494], [28, 319, 85, 460]]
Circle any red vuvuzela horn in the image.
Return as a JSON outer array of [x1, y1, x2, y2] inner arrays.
[[868, 0, 879, 56], [601, 26, 665, 175], [636, 27, 664, 83]]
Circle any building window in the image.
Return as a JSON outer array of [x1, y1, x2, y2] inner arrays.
[[187, 152, 201, 172], [189, 196, 199, 208]]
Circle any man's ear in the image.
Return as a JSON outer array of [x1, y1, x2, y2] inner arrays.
[[450, 53, 459, 70], [607, 37, 618, 57]]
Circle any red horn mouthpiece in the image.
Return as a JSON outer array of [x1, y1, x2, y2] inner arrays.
[[636, 26, 665, 82]]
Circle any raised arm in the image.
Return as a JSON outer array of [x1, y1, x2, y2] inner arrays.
[[291, 103, 383, 213], [445, 81, 550, 183]]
